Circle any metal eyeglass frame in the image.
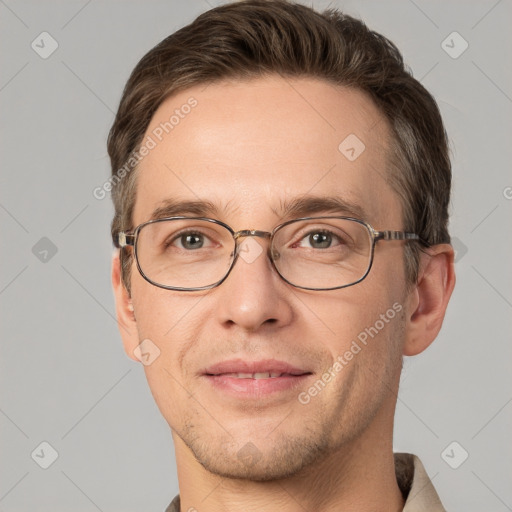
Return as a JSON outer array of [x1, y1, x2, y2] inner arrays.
[[117, 216, 421, 292]]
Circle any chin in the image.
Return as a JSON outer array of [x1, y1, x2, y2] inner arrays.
[[186, 430, 332, 482]]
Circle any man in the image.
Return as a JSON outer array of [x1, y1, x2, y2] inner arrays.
[[108, 1, 455, 510]]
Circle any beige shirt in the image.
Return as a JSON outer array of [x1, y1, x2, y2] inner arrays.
[[165, 453, 445, 512]]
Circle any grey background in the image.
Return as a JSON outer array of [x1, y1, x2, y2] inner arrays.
[[1, 0, 511, 510]]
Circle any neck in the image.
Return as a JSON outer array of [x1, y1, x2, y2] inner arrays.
[[172, 415, 404, 512]]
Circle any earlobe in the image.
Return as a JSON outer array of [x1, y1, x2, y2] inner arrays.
[[403, 244, 456, 356], [111, 251, 140, 361]]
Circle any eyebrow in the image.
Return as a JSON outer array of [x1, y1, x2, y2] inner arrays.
[[148, 195, 368, 223], [150, 199, 225, 220], [272, 195, 368, 222]]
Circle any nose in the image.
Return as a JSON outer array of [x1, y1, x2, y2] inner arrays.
[[215, 235, 294, 332]]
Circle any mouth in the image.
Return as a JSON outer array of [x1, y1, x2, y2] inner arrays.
[[202, 359, 313, 397], [215, 372, 300, 379]]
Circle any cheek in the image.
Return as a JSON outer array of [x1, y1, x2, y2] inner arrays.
[[131, 286, 209, 422], [130, 279, 209, 388], [301, 269, 407, 384], [130, 272, 197, 338], [343, 272, 406, 374], [303, 285, 401, 347]]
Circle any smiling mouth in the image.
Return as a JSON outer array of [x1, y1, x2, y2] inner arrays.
[[202, 360, 313, 397], [207, 372, 307, 379]]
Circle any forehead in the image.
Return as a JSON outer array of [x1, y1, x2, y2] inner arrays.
[[133, 76, 401, 228]]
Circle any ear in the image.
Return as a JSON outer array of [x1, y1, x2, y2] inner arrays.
[[112, 250, 140, 361], [403, 243, 456, 356]]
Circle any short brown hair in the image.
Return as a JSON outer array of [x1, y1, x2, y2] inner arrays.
[[107, 0, 451, 290]]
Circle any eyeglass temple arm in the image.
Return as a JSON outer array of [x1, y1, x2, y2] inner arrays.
[[373, 230, 420, 242], [117, 232, 136, 248]]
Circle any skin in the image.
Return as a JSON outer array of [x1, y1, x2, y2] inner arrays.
[[112, 76, 455, 512]]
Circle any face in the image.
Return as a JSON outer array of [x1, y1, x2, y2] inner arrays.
[[124, 76, 411, 480]]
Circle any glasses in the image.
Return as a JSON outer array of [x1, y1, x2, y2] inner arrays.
[[117, 216, 420, 291]]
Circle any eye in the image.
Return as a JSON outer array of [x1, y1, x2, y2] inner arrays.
[[295, 230, 342, 249], [171, 231, 213, 250]]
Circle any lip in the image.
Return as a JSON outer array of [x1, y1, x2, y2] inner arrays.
[[202, 358, 312, 398], [204, 358, 309, 376]]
